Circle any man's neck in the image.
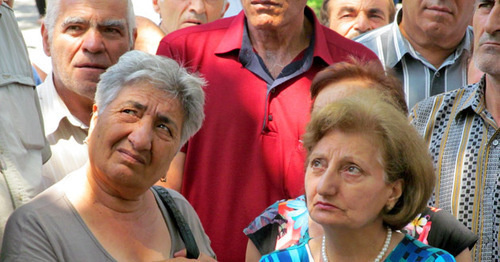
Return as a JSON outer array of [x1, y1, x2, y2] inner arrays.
[[399, 20, 465, 69], [247, 16, 313, 78], [485, 75, 500, 127], [53, 76, 94, 127]]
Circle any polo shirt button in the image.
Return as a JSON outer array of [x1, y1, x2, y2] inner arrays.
[[435, 72, 441, 77], [493, 140, 499, 146], [271, 89, 276, 94], [268, 115, 273, 121]]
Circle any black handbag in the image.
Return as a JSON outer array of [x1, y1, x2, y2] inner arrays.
[[153, 185, 200, 259]]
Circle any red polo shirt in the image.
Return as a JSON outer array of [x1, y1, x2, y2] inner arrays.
[[157, 9, 378, 261]]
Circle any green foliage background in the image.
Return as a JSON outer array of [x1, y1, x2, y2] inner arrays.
[[307, 0, 322, 17]]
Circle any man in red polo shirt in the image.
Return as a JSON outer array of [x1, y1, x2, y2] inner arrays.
[[157, 0, 378, 260]]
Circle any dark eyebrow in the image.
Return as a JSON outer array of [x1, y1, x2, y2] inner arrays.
[[128, 101, 146, 111], [337, 6, 357, 15], [367, 8, 385, 15], [126, 100, 180, 134], [125, 100, 179, 131], [157, 114, 179, 134], [99, 19, 127, 31]]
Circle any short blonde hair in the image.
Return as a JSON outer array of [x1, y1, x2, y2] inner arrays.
[[303, 90, 435, 229]]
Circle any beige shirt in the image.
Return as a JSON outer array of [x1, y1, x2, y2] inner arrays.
[[0, 2, 51, 249], [37, 72, 89, 185]]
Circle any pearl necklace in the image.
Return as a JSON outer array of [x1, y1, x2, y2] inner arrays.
[[321, 227, 392, 262]]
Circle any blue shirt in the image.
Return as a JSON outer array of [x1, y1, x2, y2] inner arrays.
[[260, 234, 456, 262]]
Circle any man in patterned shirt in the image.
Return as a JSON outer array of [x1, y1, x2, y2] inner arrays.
[[355, 0, 475, 108], [410, 1, 499, 260]]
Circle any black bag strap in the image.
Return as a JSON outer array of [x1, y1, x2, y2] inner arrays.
[[153, 185, 200, 259]]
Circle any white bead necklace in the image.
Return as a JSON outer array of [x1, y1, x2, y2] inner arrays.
[[321, 227, 392, 262]]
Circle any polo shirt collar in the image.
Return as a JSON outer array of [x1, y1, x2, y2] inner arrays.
[[308, 7, 334, 65], [387, 9, 409, 68], [0, 2, 10, 17], [41, 72, 88, 135], [389, 9, 473, 70], [214, 7, 334, 65], [215, 11, 246, 55]]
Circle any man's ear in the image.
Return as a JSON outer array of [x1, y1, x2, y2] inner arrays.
[[41, 22, 52, 57], [152, 0, 161, 14], [130, 27, 138, 50], [88, 104, 99, 134]]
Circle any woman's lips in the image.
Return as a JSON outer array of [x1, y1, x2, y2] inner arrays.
[[118, 148, 146, 165], [315, 201, 340, 211]]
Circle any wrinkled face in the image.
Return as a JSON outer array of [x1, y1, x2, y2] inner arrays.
[[242, 0, 307, 30], [312, 79, 373, 111], [401, 0, 474, 45], [87, 82, 184, 196], [153, 0, 228, 34], [43, 0, 132, 101], [305, 130, 398, 229], [328, 0, 391, 39], [473, 0, 500, 78]]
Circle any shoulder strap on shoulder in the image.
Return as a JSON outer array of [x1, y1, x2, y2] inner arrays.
[[153, 185, 200, 259]]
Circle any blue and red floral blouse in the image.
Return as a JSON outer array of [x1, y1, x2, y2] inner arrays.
[[244, 195, 477, 257]]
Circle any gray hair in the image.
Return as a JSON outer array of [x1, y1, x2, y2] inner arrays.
[[44, 0, 136, 48], [95, 50, 206, 146]]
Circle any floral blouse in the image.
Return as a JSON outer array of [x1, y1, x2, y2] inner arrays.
[[244, 195, 477, 257]]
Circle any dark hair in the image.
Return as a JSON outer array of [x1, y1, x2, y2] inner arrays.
[[310, 57, 408, 114]]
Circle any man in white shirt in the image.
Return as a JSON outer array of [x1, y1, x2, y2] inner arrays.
[[37, 0, 136, 184]]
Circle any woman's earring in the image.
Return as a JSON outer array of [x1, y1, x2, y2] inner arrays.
[[160, 176, 166, 183]]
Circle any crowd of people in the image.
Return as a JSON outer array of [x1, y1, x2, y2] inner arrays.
[[0, 0, 498, 261]]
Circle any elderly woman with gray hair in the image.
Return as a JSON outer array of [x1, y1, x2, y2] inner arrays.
[[0, 51, 215, 261]]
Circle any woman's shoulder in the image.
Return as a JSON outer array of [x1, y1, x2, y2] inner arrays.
[[387, 234, 455, 262], [403, 206, 477, 256], [151, 186, 195, 216], [244, 195, 309, 254]]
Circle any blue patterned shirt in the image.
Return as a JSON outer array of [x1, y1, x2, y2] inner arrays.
[[260, 235, 455, 261]]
